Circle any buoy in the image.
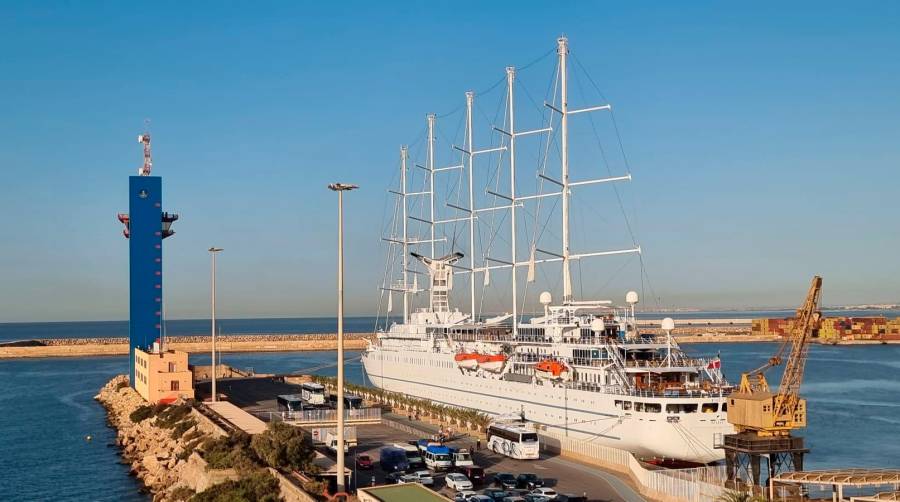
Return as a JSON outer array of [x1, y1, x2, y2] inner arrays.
[[85, 435, 92, 441]]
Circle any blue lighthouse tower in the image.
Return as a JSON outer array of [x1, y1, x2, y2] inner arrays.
[[118, 133, 178, 387]]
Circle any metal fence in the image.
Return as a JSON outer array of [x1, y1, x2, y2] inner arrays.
[[254, 407, 382, 424], [539, 429, 727, 502]]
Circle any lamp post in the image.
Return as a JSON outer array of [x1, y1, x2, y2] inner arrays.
[[329, 182, 357, 494], [209, 247, 223, 402]]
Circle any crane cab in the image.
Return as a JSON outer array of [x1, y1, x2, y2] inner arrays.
[[727, 391, 807, 436]]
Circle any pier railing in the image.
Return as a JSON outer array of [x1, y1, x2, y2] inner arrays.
[[539, 429, 727, 502], [253, 407, 382, 426]]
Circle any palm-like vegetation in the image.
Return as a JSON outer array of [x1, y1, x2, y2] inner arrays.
[[716, 489, 767, 502], [309, 375, 491, 433]]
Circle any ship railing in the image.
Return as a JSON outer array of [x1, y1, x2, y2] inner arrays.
[[563, 382, 729, 399], [623, 358, 710, 369]]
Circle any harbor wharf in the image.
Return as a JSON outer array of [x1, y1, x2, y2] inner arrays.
[[0, 333, 371, 359]]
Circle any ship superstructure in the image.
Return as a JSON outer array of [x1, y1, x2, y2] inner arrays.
[[362, 37, 734, 463]]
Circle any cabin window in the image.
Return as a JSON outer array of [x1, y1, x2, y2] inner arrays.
[[702, 403, 718, 413], [614, 400, 623, 409], [634, 402, 644, 412], [622, 401, 632, 411], [667, 403, 699, 414], [645, 403, 661, 413], [721, 403, 727, 412]]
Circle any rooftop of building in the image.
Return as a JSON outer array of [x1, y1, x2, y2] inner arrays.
[[357, 483, 451, 502]]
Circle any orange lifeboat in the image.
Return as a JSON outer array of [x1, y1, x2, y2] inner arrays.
[[476, 354, 507, 373], [534, 359, 572, 381], [454, 352, 480, 370]]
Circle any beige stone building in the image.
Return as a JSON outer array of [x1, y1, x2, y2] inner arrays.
[[134, 347, 195, 403]]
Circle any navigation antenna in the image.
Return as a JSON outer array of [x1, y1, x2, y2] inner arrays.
[[137, 120, 152, 176]]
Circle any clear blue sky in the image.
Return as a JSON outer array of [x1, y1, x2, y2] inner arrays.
[[1, 1, 898, 322]]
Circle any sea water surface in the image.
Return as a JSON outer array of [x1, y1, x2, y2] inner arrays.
[[1, 342, 898, 500]]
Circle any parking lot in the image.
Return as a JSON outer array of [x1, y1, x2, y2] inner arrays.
[[199, 377, 644, 501], [349, 423, 640, 501]]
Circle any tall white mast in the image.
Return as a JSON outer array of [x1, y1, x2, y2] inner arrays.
[[400, 145, 410, 323], [465, 92, 476, 319], [558, 36, 573, 303], [506, 66, 519, 335], [427, 113, 436, 259]]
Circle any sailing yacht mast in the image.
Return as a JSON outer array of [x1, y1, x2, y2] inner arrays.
[[427, 113, 436, 259], [465, 92, 476, 319], [558, 37, 573, 303], [506, 67, 519, 335], [400, 145, 409, 323]]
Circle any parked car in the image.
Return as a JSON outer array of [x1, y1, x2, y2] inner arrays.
[[401, 470, 434, 486], [458, 465, 485, 485], [356, 454, 373, 470], [522, 495, 551, 502], [384, 472, 405, 484], [502, 497, 526, 502], [516, 473, 544, 490], [446, 473, 474, 491], [453, 490, 478, 502], [468, 496, 494, 502], [556, 495, 587, 502], [483, 488, 512, 501], [493, 473, 518, 489], [530, 488, 558, 500]]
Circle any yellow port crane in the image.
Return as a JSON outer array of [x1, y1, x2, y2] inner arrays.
[[727, 276, 823, 436]]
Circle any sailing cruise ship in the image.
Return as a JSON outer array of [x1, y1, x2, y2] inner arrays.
[[362, 37, 734, 464]]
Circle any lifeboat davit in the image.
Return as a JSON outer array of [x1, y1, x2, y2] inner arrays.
[[535, 359, 572, 381], [454, 353, 480, 370], [476, 354, 507, 373]]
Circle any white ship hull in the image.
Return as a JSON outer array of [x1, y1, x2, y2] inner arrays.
[[363, 349, 732, 464]]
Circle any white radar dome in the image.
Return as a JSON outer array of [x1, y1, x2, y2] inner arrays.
[[539, 291, 552, 306], [661, 317, 675, 331], [590, 319, 606, 333], [626, 291, 639, 305]]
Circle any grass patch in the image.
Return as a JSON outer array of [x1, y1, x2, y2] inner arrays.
[[170, 486, 195, 501]]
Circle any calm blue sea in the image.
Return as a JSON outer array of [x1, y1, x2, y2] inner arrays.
[[1, 310, 897, 342], [1, 330, 898, 500]]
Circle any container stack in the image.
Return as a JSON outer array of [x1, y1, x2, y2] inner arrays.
[[752, 316, 900, 342]]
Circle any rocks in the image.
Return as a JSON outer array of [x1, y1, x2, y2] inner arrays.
[[98, 375, 210, 502]]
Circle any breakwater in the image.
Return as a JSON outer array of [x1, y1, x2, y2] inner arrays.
[[97, 376, 236, 501], [0, 333, 371, 359]]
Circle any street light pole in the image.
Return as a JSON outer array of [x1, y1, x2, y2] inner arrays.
[[209, 247, 223, 402], [328, 183, 357, 494]]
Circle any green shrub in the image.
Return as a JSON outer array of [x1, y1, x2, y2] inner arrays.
[[250, 422, 315, 471], [171, 418, 197, 439], [201, 432, 258, 473], [190, 470, 281, 502], [170, 486, 195, 501], [130, 405, 155, 423], [157, 403, 193, 429]]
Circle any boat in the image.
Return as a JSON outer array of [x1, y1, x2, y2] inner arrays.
[[476, 354, 507, 373], [454, 353, 480, 370], [534, 360, 571, 382], [362, 37, 734, 464]]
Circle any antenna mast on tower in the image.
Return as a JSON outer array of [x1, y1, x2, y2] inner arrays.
[[138, 121, 152, 176]]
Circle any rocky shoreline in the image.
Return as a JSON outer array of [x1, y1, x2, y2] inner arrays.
[[96, 376, 236, 501]]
